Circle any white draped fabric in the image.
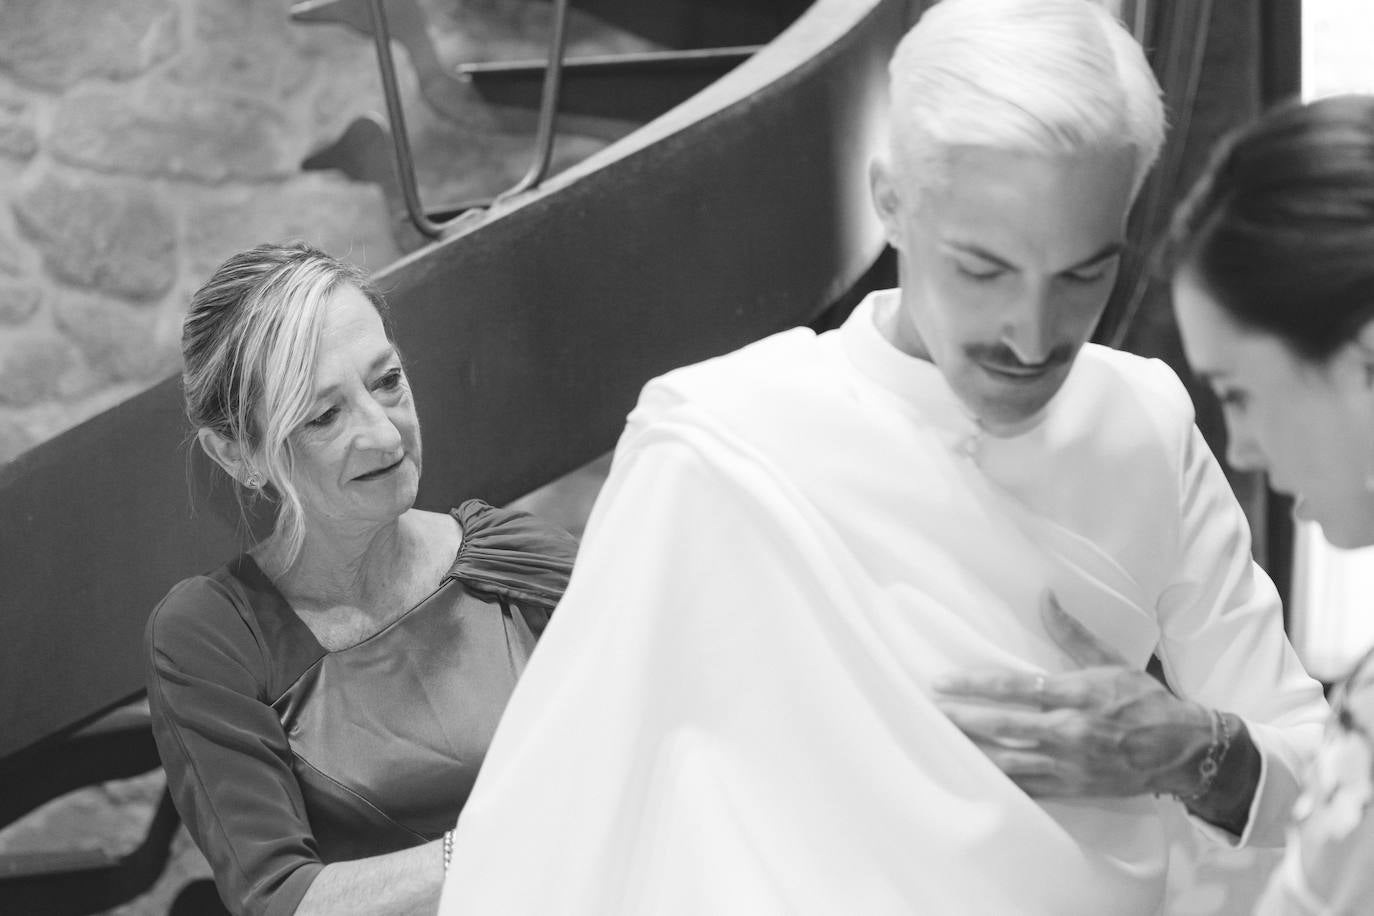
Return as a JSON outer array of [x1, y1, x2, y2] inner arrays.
[[439, 291, 1325, 916]]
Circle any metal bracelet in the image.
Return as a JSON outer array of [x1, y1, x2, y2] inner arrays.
[[1179, 708, 1232, 803]]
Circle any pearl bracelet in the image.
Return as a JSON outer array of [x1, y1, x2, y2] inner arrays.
[[442, 828, 454, 872]]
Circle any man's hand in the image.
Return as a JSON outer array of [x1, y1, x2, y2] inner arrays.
[[933, 593, 1212, 798]]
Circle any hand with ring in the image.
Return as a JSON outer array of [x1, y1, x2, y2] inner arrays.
[[932, 592, 1214, 799]]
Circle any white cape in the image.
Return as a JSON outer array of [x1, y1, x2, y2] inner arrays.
[[439, 316, 1190, 915]]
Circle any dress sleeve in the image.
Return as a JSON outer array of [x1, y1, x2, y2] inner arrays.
[[1255, 658, 1374, 915], [450, 499, 576, 609], [145, 576, 323, 916], [1150, 363, 1328, 848]]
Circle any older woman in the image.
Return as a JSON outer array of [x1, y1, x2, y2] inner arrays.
[[1169, 93, 1374, 914], [146, 242, 577, 916]]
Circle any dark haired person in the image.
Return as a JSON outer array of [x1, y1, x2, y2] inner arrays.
[[1171, 92, 1374, 915], [147, 242, 576, 915]]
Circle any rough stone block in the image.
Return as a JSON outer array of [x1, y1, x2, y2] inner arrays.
[[167, 0, 311, 98], [13, 171, 177, 302], [0, 280, 41, 324], [53, 293, 181, 385], [424, 0, 659, 62], [0, 99, 38, 160], [0, 331, 80, 407], [293, 24, 407, 153], [186, 173, 402, 280], [0, 768, 163, 858], [50, 85, 294, 184], [0, 0, 178, 91], [0, 222, 32, 277]]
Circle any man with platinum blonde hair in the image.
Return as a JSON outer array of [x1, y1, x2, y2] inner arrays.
[[439, 1, 1326, 913], [884, 0, 1165, 198]]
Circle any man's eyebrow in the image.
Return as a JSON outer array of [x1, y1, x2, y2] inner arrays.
[[940, 241, 1126, 273], [941, 242, 1016, 271], [1064, 242, 1125, 272]]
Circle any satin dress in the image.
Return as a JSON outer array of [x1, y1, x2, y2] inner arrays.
[[146, 500, 576, 916]]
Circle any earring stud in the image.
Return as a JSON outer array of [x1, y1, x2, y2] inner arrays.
[[244, 470, 263, 490]]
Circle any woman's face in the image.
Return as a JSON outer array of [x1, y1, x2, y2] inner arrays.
[[1174, 269, 1374, 548], [285, 284, 421, 532]]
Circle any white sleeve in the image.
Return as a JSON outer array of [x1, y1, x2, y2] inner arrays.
[[1156, 414, 1328, 848]]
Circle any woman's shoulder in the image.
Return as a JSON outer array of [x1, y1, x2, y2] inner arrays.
[[451, 499, 578, 557], [149, 562, 249, 633], [145, 559, 276, 679], [446, 499, 578, 608]]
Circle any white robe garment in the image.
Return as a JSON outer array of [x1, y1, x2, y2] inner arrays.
[[440, 290, 1326, 916]]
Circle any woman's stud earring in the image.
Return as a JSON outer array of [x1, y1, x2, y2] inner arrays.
[[244, 470, 263, 490]]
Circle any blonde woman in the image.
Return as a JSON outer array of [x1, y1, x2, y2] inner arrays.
[[146, 242, 576, 916]]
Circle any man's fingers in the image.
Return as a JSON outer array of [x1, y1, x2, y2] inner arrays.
[[987, 749, 1061, 778], [939, 702, 1051, 745], [1042, 592, 1125, 668], [935, 670, 1095, 710], [981, 751, 1074, 798], [1008, 774, 1077, 798]]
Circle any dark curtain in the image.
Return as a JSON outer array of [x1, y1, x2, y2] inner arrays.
[[1097, 0, 1302, 606]]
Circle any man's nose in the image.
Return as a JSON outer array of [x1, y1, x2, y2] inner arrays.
[[1002, 286, 1056, 365]]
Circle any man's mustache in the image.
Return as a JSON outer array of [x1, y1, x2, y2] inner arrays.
[[965, 343, 1074, 372]]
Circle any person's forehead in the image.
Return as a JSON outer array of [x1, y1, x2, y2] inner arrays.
[[312, 288, 392, 375], [1172, 273, 1230, 361], [1173, 272, 1291, 381], [919, 145, 1135, 260], [318, 286, 385, 338]]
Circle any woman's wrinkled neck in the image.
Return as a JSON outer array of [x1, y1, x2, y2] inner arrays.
[[253, 512, 411, 610]]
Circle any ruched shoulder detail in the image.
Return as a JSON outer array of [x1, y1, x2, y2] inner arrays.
[[449, 499, 577, 609]]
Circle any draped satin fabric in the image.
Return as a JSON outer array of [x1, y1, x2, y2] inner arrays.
[[438, 292, 1324, 916], [147, 500, 574, 916]]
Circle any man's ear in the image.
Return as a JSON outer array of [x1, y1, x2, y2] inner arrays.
[[869, 156, 905, 251], [197, 427, 253, 485]]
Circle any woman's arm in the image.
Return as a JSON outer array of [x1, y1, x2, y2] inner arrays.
[[294, 838, 445, 916], [148, 577, 327, 915]]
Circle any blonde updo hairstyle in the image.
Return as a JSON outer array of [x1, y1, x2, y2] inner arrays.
[[182, 241, 393, 566]]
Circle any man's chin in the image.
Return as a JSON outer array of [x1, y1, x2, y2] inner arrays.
[[957, 363, 1072, 430], [961, 385, 1058, 436], [978, 404, 1050, 436]]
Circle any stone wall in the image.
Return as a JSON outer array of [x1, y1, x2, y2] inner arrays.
[[0, 0, 638, 468], [0, 0, 417, 466]]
